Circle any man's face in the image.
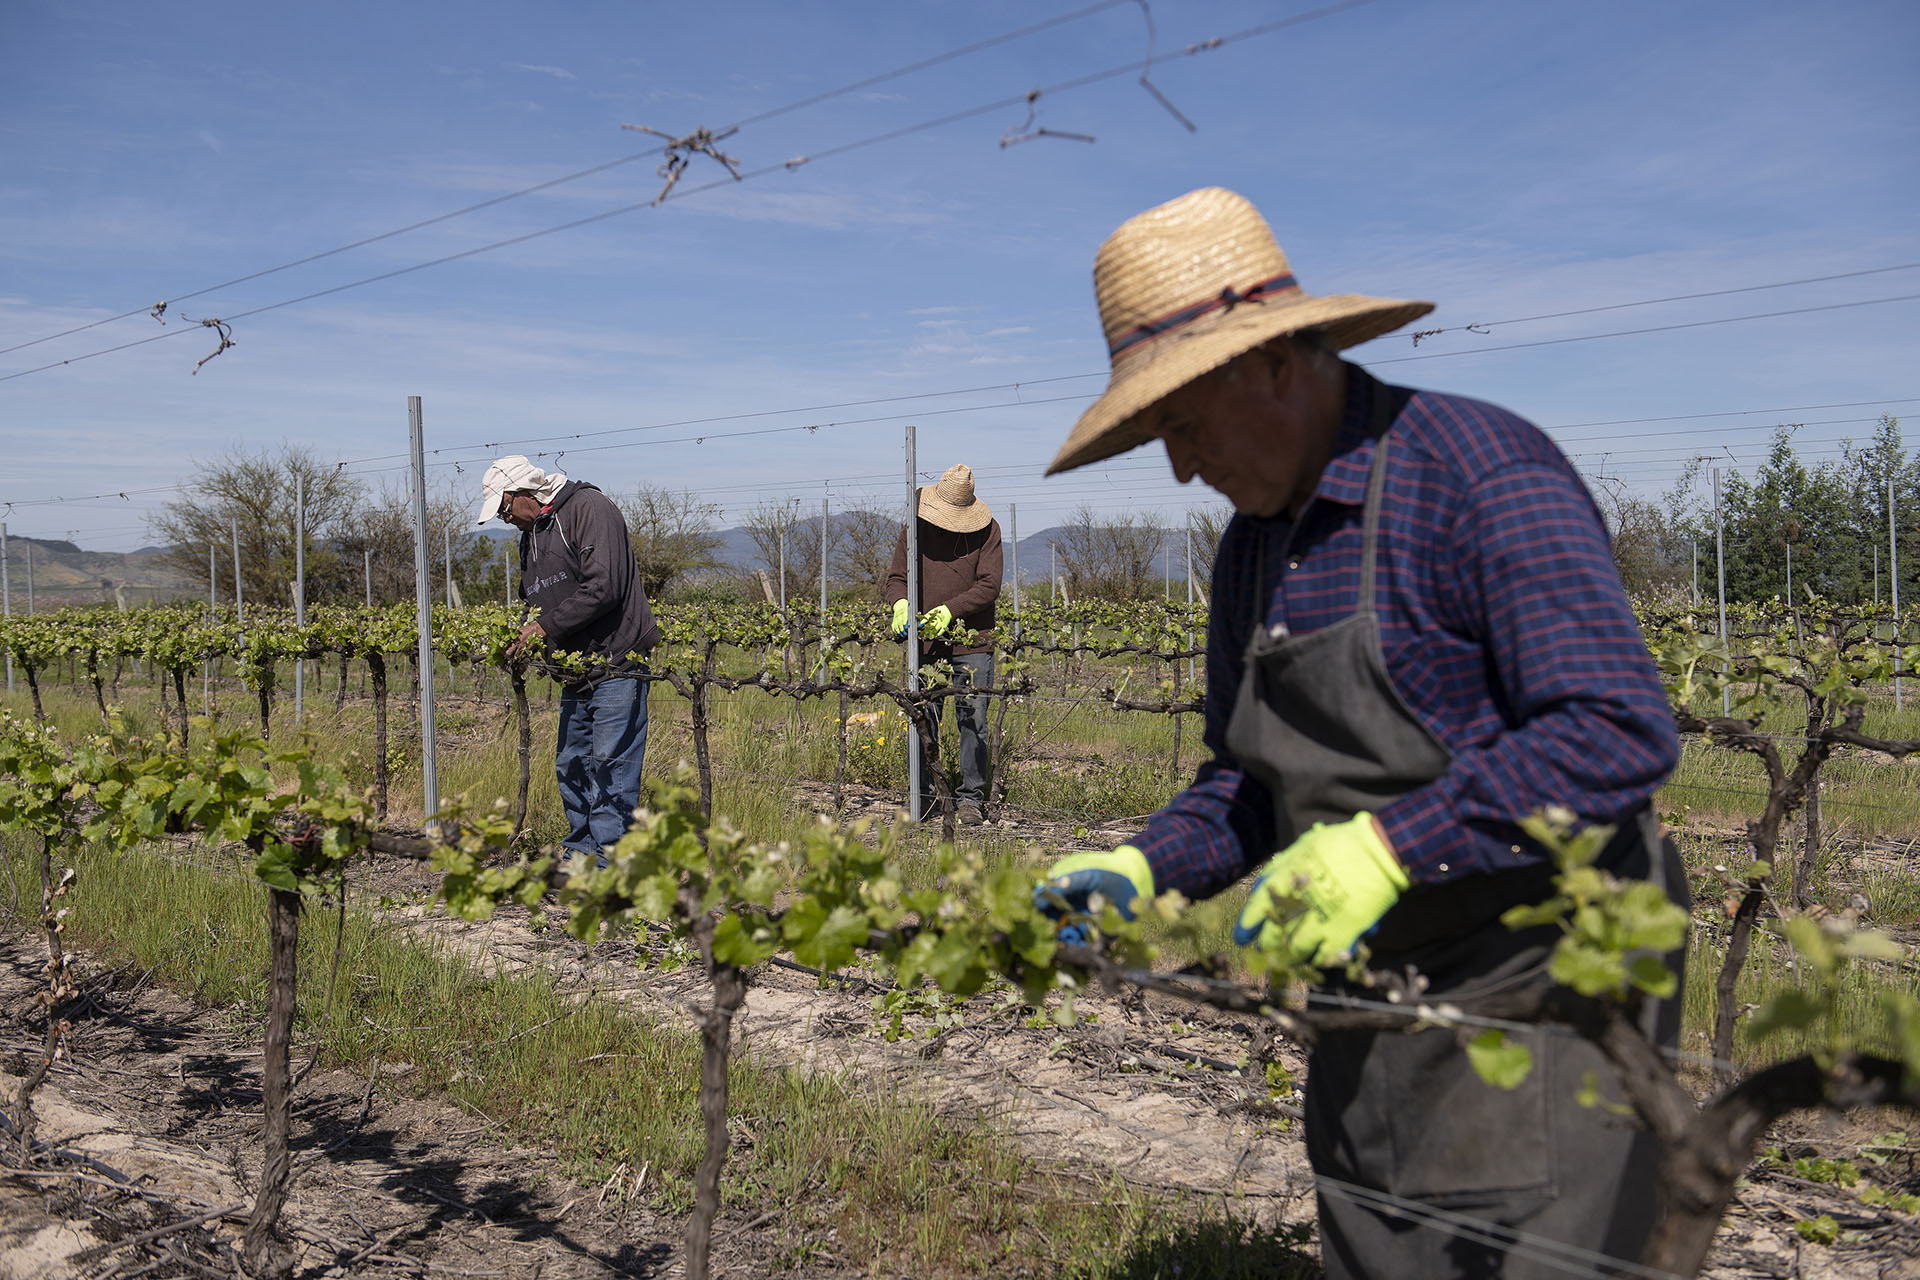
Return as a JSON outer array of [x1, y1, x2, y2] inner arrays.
[[1148, 344, 1331, 518], [500, 491, 539, 531]]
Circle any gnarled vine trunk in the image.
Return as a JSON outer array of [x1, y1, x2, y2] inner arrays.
[[369, 653, 389, 822], [243, 870, 302, 1279]]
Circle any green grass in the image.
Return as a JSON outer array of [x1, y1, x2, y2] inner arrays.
[[1664, 683, 1920, 839], [1677, 925, 1920, 1071], [3, 832, 1314, 1278]]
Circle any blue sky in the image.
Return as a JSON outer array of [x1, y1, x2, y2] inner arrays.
[[1, 0, 1915, 551]]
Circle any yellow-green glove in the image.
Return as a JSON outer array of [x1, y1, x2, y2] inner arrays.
[[1035, 845, 1154, 944], [1234, 813, 1409, 967], [890, 598, 910, 638], [920, 604, 954, 637]]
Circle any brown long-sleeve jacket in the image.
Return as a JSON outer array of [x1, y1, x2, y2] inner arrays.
[[884, 518, 1002, 658]]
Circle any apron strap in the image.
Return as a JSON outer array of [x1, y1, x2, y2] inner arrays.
[[1355, 381, 1400, 616]]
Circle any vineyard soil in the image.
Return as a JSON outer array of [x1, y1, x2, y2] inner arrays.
[[0, 937, 822, 1280]]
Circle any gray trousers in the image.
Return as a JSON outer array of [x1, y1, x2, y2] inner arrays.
[[921, 651, 993, 806]]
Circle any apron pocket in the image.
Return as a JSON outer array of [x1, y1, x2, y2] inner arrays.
[[1383, 1024, 1552, 1203]]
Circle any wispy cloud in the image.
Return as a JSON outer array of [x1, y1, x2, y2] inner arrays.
[[510, 62, 575, 80], [197, 130, 223, 154]]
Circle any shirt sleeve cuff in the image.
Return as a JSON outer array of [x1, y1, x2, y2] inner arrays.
[[1376, 789, 1480, 883]]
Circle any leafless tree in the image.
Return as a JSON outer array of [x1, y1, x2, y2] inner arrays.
[[147, 446, 364, 605], [743, 499, 842, 606], [619, 485, 725, 598], [1055, 504, 1164, 600], [1185, 505, 1232, 604], [1593, 484, 1690, 601], [836, 496, 905, 602], [336, 478, 493, 606]]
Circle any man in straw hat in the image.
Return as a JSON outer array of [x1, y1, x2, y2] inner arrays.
[[885, 463, 1003, 824], [477, 455, 660, 867], [1036, 188, 1686, 1276]]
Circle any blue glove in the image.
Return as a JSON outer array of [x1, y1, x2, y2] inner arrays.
[[1035, 846, 1154, 945]]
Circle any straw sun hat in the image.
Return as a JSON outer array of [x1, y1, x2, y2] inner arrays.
[[1046, 187, 1434, 475], [918, 463, 992, 533]]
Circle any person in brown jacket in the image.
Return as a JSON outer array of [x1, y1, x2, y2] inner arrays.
[[885, 463, 1003, 824]]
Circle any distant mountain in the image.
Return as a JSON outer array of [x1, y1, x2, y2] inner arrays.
[[1, 538, 201, 610]]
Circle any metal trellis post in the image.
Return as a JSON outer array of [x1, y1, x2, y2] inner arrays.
[[232, 518, 244, 623], [294, 475, 305, 725], [206, 542, 215, 712], [365, 548, 373, 607], [905, 425, 921, 822], [2, 522, 12, 694], [818, 492, 829, 682], [1714, 468, 1729, 718], [1008, 503, 1019, 643], [410, 396, 440, 828], [1893, 476, 1902, 713], [1186, 513, 1196, 685]]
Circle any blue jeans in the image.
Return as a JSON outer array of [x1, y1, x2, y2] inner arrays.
[[556, 675, 649, 861]]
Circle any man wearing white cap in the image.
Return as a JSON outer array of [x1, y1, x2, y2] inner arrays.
[[1035, 189, 1687, 1276], [476, 455, 659, 865], [884, 463, 1003, 824]]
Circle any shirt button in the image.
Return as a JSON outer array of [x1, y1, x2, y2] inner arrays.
[[1288, 559, 1299, 570], [1510, 844, 1521, 853], [1437, 863, 1448, 873]]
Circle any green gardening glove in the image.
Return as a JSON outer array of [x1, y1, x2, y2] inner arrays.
[[1035, 846, 1154, 945], [890, 598, 910, 639], [1234, 813, 1410, 967], [920, 604, 954, 637]]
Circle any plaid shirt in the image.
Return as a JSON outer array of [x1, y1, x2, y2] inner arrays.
[[1132, 365, 1678, 899]]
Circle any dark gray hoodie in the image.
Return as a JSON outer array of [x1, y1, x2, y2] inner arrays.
[[519, 480, 659, 686]]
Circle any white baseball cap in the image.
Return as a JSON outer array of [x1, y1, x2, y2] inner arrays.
[[474, 455, 566, 525]]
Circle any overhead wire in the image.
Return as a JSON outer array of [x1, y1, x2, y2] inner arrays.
[[0, 0, 1137, 361], [4, 386, 1913, 532], [1372, 292, 1920, 366], [1401, 261, 1920, 346], [0, 0, 1388, 386]]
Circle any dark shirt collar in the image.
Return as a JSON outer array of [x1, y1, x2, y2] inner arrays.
[[1307, 362, 1389, 509]]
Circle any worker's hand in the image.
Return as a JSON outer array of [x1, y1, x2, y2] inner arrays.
[[919, 604, 954, 638], [504, 619, 546, 663], [1034, 845, 1154, 945], [890, 598, 910, 639], [1234, 813, 1409, 968]]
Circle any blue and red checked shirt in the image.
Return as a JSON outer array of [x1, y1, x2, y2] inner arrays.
[[1131, 365, 1679, 899]]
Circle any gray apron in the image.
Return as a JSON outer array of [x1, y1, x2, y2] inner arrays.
[[1222, 384, 1686, 1278]]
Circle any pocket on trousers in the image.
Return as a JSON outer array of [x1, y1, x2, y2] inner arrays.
[[1383, 1024, 1552, 1203]]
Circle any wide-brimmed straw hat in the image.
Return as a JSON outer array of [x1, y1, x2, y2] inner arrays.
[[1046, 187, 1434, 475], [918, 463, 992, 533]]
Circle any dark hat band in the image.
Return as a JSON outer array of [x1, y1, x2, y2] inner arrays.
[[1107, 273, 1300, 359]]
